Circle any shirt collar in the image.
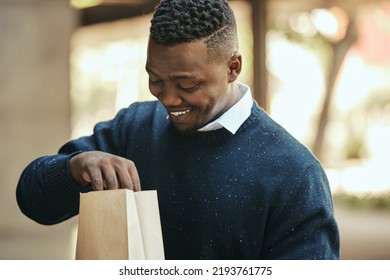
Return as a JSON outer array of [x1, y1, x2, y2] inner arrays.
[[198, 83, 253, 134]]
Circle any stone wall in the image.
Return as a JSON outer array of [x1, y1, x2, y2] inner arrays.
[[0, 0, 79, 259]]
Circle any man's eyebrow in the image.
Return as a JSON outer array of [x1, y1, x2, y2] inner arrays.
[[146, 67, 198, 80], [171, 73, 198, 80]]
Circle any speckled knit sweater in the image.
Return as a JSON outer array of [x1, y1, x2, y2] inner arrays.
[[16, 100, 340, 260]]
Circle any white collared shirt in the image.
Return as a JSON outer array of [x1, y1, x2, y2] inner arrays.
[[198, 83, 253, 134]]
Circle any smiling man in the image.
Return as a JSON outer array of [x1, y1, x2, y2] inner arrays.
[[16, 0, 340, 260], [146, 39, 242, 134]]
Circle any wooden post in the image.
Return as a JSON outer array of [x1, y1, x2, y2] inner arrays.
[[251, 0, 268, 112]]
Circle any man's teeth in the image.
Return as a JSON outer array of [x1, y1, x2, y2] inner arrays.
[[170, 109, 190, 117]]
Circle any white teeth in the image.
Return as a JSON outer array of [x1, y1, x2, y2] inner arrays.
[[170, 109, 190, 117]]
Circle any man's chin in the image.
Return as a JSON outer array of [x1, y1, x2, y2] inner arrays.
[[172, 123, 198, 135]]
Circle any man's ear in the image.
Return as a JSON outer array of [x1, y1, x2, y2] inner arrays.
[[228, 52, 242, 83]]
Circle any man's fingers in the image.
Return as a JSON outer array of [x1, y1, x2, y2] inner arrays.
[[71, 151, 141, 191], [118, 176, 134, 190], [101, 166, 119, 190], [116, 166, 141, 191], [128, 163, 141, 192], [88, 169, 104, 191]]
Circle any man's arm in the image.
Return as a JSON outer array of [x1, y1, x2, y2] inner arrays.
[[16, 153, 84, 225], [261, 161, 340, 260], [16, 106, 141, 225]]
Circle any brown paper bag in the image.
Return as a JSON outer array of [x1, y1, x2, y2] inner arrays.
[[134, 190, 165, 260], [75, 189, 165, 260]]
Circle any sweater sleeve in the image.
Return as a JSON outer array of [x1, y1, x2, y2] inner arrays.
[[16, 153, 87, 225], [261, 161, 340, 260], [16, 106, 136, 225]]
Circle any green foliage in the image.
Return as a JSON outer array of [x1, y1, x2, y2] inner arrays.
[[333, 191, 390, 211]]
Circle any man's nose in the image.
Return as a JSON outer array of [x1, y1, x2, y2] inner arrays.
[[159, 84, 182, 107]]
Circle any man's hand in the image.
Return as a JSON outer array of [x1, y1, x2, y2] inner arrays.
[[69, 151, 141, 191]]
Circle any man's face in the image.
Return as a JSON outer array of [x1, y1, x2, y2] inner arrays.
[[146, 39, 240, 134]]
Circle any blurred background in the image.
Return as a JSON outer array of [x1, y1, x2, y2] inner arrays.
[[0, 0, 389, 259]]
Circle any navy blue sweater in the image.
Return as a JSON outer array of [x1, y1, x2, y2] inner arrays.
[[16, 100, 340, 259]]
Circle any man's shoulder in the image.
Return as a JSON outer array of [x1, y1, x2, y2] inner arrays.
[[121, 100, 165, 120], [127, 100, 161, 112], [247, 104, 320, 171]]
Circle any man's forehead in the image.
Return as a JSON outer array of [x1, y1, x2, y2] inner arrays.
[[147, 40, 210, 65]]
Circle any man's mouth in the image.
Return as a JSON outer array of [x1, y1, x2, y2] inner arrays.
[[170, 109, 190, 117]]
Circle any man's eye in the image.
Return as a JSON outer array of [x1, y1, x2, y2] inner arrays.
[[177, 84, 198, 91], [149, 80, 163, 85]]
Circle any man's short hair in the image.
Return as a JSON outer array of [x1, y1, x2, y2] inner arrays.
[[150, 0, 238, 58]]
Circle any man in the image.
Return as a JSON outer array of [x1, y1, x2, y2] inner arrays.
[[16, 0, 340, 259]]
